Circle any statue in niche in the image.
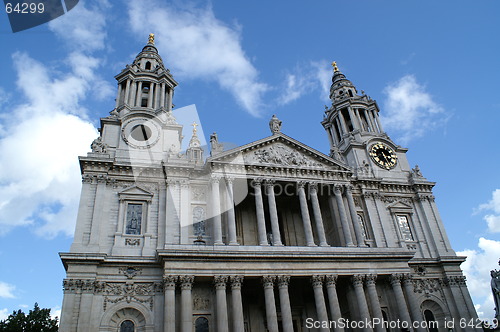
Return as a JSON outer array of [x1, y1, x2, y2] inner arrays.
[[126, 204, 142, 235], [491, 261, 500, 320], [269, 114, 282, 134], [91, 136, 108, 153], [192, 206, 206, 237]]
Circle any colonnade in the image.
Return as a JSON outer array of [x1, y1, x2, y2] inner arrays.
[[209, 176, 367, 247], [116, 78, 173, 111], [162, 273, 423, 332]]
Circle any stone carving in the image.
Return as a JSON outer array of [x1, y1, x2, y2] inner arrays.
[[213, 275, 228, 290], [311, 275, 324, 288], [210, 132, 224, 155], [365, 274, 377, 285], [230, 276, 244, 290], [194, 295, 210, 311], [277, 275, 290, 287], [413, 278, 440, 297], [325, 275, 338, 287], [192, 206, 206, 237], [125, 238, 141, 246], [63, 279, 96, 292], [413, 265, 427, 276], [248, 143, 324, 168], [119, 267, 143, 279], [91, 136, 108, 153], [262, 276, 275, 288], [179, 275, 194, 290], [491, 264, 500, 320], [351, 274, 364, 286], [163, 275, 177, 289], [269, 114, 282, 134], [192, 186, 206, 200], [165, 109, 177, 124], [411, 165, 423, 177]]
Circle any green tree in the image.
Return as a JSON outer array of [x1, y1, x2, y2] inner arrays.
[[0, 303, 58, 332]]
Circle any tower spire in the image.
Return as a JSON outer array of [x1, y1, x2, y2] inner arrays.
[[148, 33, 155, 45]]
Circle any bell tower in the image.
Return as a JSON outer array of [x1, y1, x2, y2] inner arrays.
[[321, 62, 411, 179], [114, 33, 177, 112]]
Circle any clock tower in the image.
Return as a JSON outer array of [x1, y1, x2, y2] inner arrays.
[[321, 62, 411, 180]]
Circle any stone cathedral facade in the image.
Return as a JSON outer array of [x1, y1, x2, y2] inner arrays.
[[59, 36, 479, 332]]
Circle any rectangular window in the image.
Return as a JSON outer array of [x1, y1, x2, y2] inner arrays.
[[126, 203, 143, 235], [397, 215, 414, 241]]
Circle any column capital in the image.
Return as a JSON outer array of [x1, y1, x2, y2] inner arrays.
[[345, 184, 354, 193], [401, 273, 413, 285], [262, 275, 275, 289], [210, 174, 221, 184], [263, 179, 275, 187], [334, 184, 344, 194], [214, 275, 228, 289], [251, 178, 263, 187], [163, 275, 178, 289], [225, 176, 234, 185], [179, 275, 194, 290], [325, 274, 338, 287], [390, 273, 404, 285], [351, 274, 364, 286], [277, 275, 290, 288], [365, 274, 377, 286], [309, 182, 318, 192], [230, 276, 244, 290], [311, 275, 324, 288], [297, 180, 307, 189]]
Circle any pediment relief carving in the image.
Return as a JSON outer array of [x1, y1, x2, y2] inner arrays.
[[386, 199, 413, 211], [245, 143, 325, 168]]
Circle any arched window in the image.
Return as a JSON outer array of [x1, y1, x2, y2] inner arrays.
[[145, 61, 151, 70], [120, 320, 135, 332], [423, 310, 438, 332], [348, 90, 353, 97], [195, 317, 209, 332]]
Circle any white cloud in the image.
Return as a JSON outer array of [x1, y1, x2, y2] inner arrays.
[[127, 1, 269, 116], [277, 61, 332, 106], [381, 75, 448, 143], [0, 308, 9, 321], [0, 1, 109, 238], [478, 189, 500, 233], [50, 306, 61, 321], [0, 281, 15, 299], [458, 237, 500, 320]]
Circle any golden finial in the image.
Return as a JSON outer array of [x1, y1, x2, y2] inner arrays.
[[331, 61, 339, 72], [192, 122, 198, 134], [148, 33, 155, 44]]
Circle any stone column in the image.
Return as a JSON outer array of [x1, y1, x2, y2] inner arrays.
[[214, 275, 229, 332], [135, 81, 143, 106], [129, 81, 136, 105], [311, 275, 329, 332], [334, 185, 354, 246], [160, 82, 166, 108], [180, 275, 194, 332], [352, 275, 373, 331], [262, 276, 279, 332], [167, 88, 173, 111], [230, 276, 245, 332], [253, 179, 269, 246], [390, 274, 412, 326], [345, 185, 366, 246], [325, 275, 344, 332], [225, 177, 238, 245], [164, 276, 177, 332], [147, 83, 155, 108], [115, 82, 123, 108], [364, 274, 384, 332], [124, 79, 131, 106], [402, 274, 425, 332], [298, 181, 316, 246], [309, 183, 329, 246], [265, 180, 283, 246], [277, 275, 294, 332], [210, 176, 223, 245]]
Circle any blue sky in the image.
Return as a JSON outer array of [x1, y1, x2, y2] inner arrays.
[[0, 0, 499, 322]]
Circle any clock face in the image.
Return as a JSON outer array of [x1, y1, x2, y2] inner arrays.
[[369, 143, 397, 169]]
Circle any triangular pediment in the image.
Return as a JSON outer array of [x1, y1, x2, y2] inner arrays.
[[118, 185, 154, 198], [387, 200, 413, 210], [208, 133, 350, 171]]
